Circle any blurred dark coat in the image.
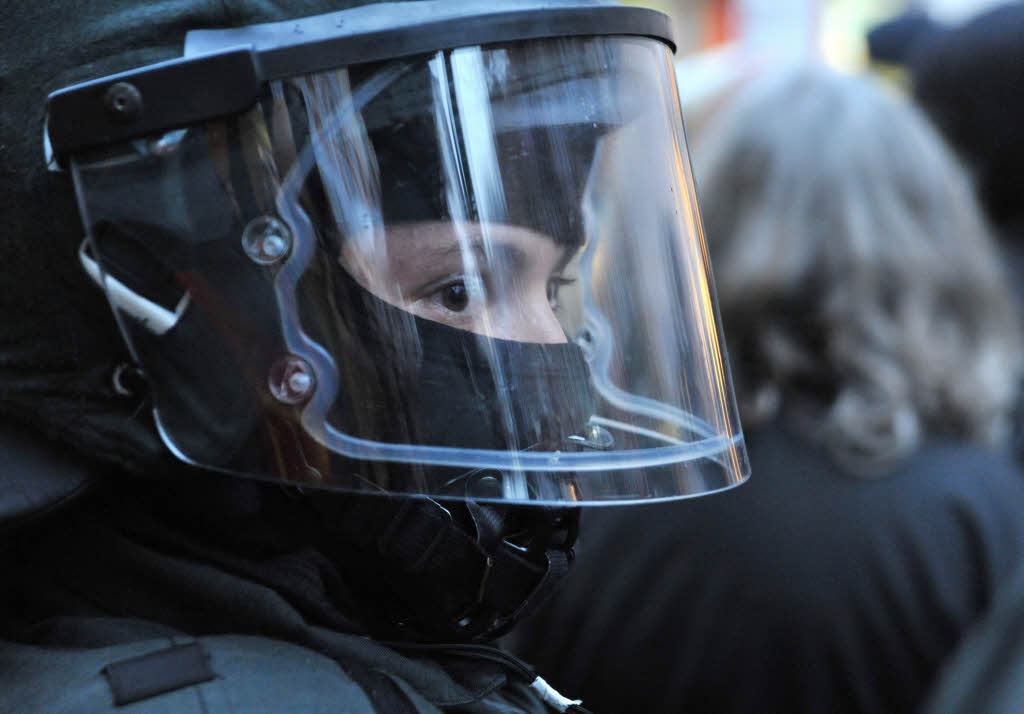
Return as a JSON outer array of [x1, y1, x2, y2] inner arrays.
[[922, 561, 1024, 713], [507, 422, 1024, 713]]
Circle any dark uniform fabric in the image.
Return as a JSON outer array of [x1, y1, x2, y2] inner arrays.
[[0, 436, 553, 713], [921, 562, 1024, 714], [507, 422, 1024, 714]]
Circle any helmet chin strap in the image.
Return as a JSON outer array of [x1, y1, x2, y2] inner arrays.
[[312, 489, 578, 642]]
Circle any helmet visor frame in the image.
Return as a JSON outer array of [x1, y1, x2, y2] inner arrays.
[[68, 35, 748, 505]]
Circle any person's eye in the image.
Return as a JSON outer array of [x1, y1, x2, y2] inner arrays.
[[547, 276, 576, 310], [431, 275, 485, 313], [441, 281, 470, 312]]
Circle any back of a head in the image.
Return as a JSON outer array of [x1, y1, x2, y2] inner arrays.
[[695, 66, 1022, 473]]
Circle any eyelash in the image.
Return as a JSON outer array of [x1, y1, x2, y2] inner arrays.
[[431, 275, 576, 314], [433, 275, 485, 313], [547, 276, 577, 309]]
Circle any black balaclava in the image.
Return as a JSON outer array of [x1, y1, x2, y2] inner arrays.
[[308, 78, 601, 462], [320, 261, 595, 465]]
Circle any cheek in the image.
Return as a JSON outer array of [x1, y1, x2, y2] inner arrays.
[[487, 284, 567, 344], [407, 299, 477, 331]]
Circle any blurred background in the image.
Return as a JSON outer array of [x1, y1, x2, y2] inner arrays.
[[628, 0, 1009, 71], [630, 0, 1019, 132]]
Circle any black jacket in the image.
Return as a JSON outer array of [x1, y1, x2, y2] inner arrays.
[[508, 422, 1024, 713], [922, 561, 1024, 713], [0, 424, 560, 713]]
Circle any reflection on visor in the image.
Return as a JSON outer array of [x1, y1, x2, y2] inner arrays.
[[69, 35, 748, 504]]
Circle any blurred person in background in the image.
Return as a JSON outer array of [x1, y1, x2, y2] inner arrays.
[[868, 2, 1024, 254], [908, 2, 1024, 305], [506, 65, 1024, 714], [869, 1, 1024, 453], [871, 6, 1024, 712], [919, 560, 1024, 713]]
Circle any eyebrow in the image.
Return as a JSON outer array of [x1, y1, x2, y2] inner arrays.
[[419, 239, 528, 274]]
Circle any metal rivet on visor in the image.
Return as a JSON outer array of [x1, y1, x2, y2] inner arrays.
[[104, 82, 143, 123], [268, 355, 316, 405], [242, 216, 292, 265]]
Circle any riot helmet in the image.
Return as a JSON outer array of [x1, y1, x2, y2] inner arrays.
[[45, 0, 749, 506]]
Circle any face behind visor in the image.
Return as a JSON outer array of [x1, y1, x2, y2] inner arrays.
[[47, 0, 749, 506]]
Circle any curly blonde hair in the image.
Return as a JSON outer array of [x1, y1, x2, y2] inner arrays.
[[695, 67, 1023, 474]]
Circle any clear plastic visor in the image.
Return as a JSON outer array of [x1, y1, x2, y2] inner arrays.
[[70, 36, 748, 504]]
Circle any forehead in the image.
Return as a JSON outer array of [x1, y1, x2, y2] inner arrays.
[[362, 221, 564, 272]]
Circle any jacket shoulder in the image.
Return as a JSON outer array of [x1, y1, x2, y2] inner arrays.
[[0, 634, 415, 713]]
